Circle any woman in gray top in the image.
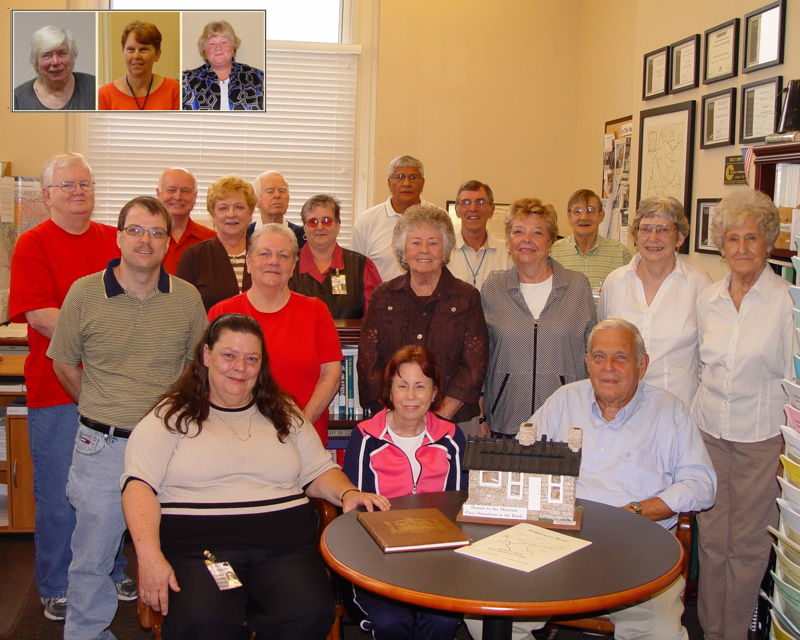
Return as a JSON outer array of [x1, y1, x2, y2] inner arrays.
[[481, 198, 596, 436], [14, 26, 95, 110]]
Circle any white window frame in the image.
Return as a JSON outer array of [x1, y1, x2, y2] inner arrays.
[[507, 472, 524, 500], [548, 474, 564, 504], [478, 470, 501, 488]]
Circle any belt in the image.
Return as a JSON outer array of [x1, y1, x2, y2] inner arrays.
[[79, 415, 132, 439]]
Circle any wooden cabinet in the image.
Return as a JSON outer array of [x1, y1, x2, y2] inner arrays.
[[0, 354, 33, 533], [5, 415, 34, 531]]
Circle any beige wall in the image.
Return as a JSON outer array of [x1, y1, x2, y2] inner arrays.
[[372, 0, 581, 218]]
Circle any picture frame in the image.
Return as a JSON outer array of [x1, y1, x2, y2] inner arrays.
[[637, 101, 695, 254], [740, 75, 782, 144], [701, 88, 736, 149], [743, 0, 785, 73], [642, 46, 669, 100], [695, 199, 722, 254], [703, 18, 739, 84], [670, 35, 700, 94]]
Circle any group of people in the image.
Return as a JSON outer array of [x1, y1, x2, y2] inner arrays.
[[9, 150, 792, 640], [15, 19, 263, 111]]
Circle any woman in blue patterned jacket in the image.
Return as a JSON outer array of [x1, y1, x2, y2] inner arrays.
[[182, 21, 263, 111]]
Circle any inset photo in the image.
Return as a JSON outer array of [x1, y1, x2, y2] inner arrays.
[[12, 10, 97, 111], [181, 11, 266, 111], [97, 11, 180, 111]]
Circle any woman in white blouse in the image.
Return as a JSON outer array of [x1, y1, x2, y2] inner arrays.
[[598, 197, 710, 407], [692, 188, 793, 640]]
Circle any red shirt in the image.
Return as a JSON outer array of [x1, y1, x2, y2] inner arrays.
[[297, 243, 382, 312], [208, 292, 342, 443], [163, 218, 216, 274], [9, 220, 120, 407]]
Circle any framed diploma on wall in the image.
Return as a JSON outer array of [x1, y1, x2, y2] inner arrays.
[[703, 18, 739, 84], [743, 0, 785, 73], [643, 46, 669, 100], [701, 88, 736, 149], [670, 35, 700, 94], [740, 76, 782, 144]]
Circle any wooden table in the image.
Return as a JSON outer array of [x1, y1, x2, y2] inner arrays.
[[321, 491, 684, 640]]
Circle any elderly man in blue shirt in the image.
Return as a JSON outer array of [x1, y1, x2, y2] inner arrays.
[[466, 318, 716, 640], [537, 317, 715, 638]]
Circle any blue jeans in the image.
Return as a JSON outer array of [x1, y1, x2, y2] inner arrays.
[[64, 424, 128, 640], [28, 405, 127, 600]]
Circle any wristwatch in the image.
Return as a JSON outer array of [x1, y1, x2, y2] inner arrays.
[[628, 501, 643, 516]]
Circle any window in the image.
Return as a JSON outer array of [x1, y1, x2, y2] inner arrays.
[[548, 475, 564, 504], [507, 472, 524, 500], [478, 471, 501, 488], [83, 0, 373, 246]]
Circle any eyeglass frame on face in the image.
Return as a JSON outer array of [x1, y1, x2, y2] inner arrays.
[[304, 216, 336, 228], [389, 173, 421, 183], [456, 198, 491, 208], [637, 224, 676, 237], [569, 206, 598, 216], [122, 224, 169, 240], [46, 181, 95, 193]]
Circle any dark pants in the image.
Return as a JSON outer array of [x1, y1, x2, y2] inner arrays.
[[353, 585, 461, 640], [163, 545, 334, 640]]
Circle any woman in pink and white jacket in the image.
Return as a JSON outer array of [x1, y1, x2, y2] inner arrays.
[[343, 345, 467, 639]]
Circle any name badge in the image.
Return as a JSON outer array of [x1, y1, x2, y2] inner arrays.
[[331, 273, 347, 295], [204, 550, 242, 590]]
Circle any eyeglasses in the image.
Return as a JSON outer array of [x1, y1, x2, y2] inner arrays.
[[637, 224, 676, 236], [570, 206, 597, 215], [304, 216, 335, 228], [389, 173, 421, 182], [457, 198, 491, 208], [47, 181, 95, 193], [122, 225, 169, 240]]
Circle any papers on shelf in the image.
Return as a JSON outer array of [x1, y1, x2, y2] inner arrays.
[[770, 524, 800, 566], [773, 569, 800, 633], [455, 522, 590, 573], [784, 380, 800, 411], [787, 404, 800, 431], [779, 476, 800, 511]]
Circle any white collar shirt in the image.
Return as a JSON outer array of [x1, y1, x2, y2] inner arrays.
[[691, 266, 794, 442], [598, 253, 711, 407], [449, 232, 509, 290]]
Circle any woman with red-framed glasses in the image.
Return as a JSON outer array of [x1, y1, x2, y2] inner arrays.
[[289, 194, 382, 319]]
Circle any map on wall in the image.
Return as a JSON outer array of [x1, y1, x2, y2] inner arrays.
[[636, 101, 696, 254]]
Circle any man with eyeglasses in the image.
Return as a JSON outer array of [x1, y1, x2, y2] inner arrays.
[[551, 188, 631, 294], [48, 195, 206, 640], [250, 170, 305, 248], [448, 179, 508, 289], [352, 155, 435, 280], [9, 152, 127, 622], [156, 167, 214, 274]]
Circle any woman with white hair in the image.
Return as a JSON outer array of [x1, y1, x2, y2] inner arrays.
[[182, 20, 264, 110], [357, 205, 488, 423], [693, 187, 793, 640], [14, 25, 95, 110], [599, 197, 710, 407]]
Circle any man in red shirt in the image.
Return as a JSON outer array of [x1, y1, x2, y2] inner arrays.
[[156, 167, 214, 274], [8, 152, 131, 621]]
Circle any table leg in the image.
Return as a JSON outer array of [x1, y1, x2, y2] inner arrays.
[[482, 615, 512, 640]]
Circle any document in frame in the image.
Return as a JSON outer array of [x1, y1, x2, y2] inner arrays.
[[455, 522, 591, 572]]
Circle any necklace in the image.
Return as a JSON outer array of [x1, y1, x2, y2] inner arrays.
[[125, 74, 154, 110], [460, 245, 488, 286], [211, 400, 255, 442]]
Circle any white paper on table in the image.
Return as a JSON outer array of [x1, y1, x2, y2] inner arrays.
[[455, 522, 591, 573]]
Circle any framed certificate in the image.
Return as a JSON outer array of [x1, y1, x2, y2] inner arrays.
[[670, 35, 700, 94], [701, 88, 736, 149], [740, 76, 782, 144], [695, 199, 722, 255], [743, 0, 785, 73], [643, 46, 669, 100], [703, 18, 739, 84]]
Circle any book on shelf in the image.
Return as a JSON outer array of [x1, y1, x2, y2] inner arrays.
[[357, 507, 471, 553]]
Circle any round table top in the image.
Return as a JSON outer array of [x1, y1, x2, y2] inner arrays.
[[321, 491, 684, 617]]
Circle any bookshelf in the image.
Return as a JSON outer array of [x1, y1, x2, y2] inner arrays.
[[752, 142, 800, 261], [0, 355, 32, 533]]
